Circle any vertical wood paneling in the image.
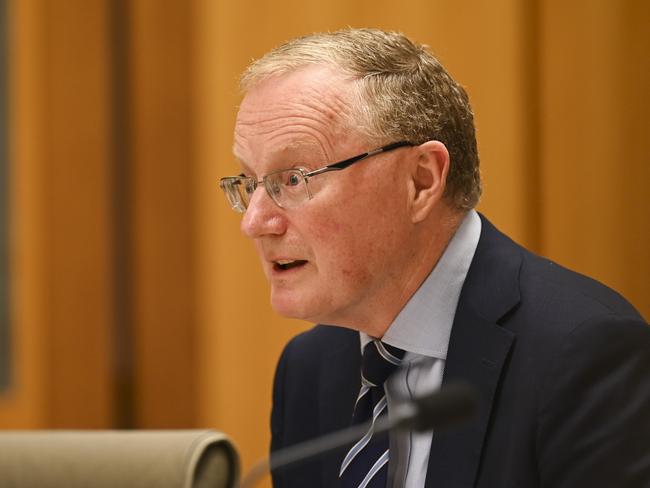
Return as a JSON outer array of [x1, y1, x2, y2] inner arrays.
[[617, 1, 650, 317], [0, 0, 9, 393], [0, 0, 48, 427], [43, 0, 114, 428], [1, 4, 646, 484], [539, 0, 650, 318], [0, 0, 115, 427], [128, 0, 198, 427]]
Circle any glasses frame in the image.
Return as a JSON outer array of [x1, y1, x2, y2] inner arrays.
[[220, 140, 413, 212]]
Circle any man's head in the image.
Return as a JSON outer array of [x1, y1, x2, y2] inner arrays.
[[226, 29, 481, 335], [240, 28, 481, 210]]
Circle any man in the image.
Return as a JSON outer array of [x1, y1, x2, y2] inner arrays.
[[220, 29, 649, 487]]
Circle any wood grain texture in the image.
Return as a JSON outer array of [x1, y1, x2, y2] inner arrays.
[[2, 5, 647, 488]]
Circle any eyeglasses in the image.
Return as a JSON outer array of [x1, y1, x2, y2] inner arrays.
[[219, 141, 413, 213]]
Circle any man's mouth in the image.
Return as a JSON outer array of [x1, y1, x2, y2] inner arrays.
[[273, 259, 308, 271]]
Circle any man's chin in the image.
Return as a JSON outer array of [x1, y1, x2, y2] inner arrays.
[[271, 307, 316, 322], [270, 293, 310, 320], [270, 290, 329, 323]]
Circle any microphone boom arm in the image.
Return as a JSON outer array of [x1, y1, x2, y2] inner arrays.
[[239, 382, 478, 488]]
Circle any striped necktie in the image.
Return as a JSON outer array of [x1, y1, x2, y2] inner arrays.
[[339, 339, 405, 488]]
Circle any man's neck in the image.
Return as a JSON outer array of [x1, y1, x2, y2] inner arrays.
[[351, 208, 467, 338]]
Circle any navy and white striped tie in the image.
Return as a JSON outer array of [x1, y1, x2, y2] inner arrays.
[[339, 339, 405, 488]]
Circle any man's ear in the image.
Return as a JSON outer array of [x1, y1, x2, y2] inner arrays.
[[409, 140, 450, 223]]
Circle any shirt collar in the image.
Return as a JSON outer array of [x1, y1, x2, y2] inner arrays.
[[360, 210, 481, 359]]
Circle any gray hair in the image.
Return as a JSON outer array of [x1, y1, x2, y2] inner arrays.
[[241, 28, 481, 210]]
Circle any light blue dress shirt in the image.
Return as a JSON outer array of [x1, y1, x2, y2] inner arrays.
[[359, 209, 481, 487]]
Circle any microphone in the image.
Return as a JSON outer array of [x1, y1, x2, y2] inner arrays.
[[239, 382, 478, 487]]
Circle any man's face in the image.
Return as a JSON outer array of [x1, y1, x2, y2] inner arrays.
[[233, 66, 418, 330]]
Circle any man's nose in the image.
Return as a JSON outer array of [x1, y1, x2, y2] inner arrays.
[[240, 187, 287, 238]]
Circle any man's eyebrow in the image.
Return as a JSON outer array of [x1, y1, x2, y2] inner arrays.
[[232, 142, 324, 176]]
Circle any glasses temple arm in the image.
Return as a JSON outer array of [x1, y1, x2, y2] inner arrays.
[[306, 141, 413, 177]]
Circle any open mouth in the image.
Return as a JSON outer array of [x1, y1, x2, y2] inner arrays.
[[273, 260, 308, 271]]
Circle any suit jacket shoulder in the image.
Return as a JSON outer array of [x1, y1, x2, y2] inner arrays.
[[435, 214, 649, 488], [271, 325, 360, 488]]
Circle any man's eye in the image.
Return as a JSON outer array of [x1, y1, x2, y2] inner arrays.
[[286, 173, 301, 186]]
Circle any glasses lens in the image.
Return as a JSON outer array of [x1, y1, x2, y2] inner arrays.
[[219, 177, 251, 213], [265, 170, 309, 208]]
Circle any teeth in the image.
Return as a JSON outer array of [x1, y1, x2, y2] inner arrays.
[[273, 259, 307, 271]]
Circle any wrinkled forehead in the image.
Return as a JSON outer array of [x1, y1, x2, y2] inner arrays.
[[233, 66, 360, 161]]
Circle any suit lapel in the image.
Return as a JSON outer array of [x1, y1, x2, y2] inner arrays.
[[318, 330, 361, 487], [426, 215, 521, 488], [426, 308, 514, 487]]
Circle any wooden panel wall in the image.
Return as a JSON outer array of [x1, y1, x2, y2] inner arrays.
[[2, 2, 647, 487], [538, 0, 650, 313], [128, 0, 197, 429], [1, 0, 115, 428], [1, 0, 200, 430]]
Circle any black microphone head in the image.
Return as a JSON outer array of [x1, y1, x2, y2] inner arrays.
[[408, 382, 479, 432]]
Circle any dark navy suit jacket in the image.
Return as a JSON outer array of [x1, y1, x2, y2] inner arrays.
[[270, 215, 650, 487]]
